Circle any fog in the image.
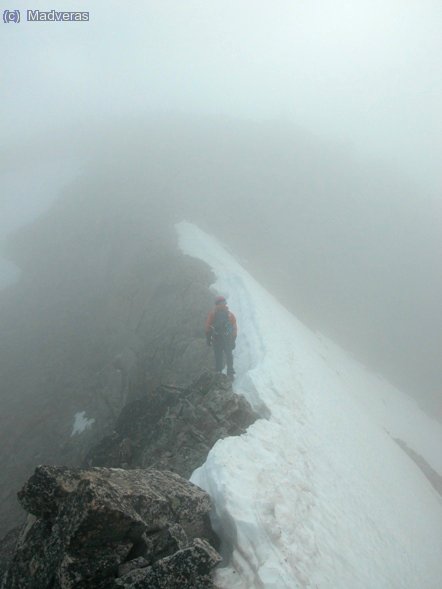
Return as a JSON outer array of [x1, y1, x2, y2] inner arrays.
[[1, 1, 441, 413], [2, 1, 441, 183]]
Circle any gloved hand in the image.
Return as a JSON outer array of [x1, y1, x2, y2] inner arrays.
[[206, 334, 212, 347], [232, 338, 236, 350]]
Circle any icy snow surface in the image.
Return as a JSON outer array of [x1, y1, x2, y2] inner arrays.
[[71, 411, 95, 436], [177, 221, 442, 589]]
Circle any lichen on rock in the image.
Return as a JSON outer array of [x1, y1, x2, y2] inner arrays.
[[2, 466, 221, 588]]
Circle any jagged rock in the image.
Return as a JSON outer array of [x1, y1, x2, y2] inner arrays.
[[2, 466, 220, 588], [0, 192, 215, 537], [114, 538, 221, 589], [117, 557, 148, 578], [0, 528, 20, 581], [85, 371, 258, 477], [127, 523, 189, 566], [1, 373, 254, 585]]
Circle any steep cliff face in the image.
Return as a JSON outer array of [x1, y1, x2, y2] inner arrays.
[[0, 183, 215, 535]]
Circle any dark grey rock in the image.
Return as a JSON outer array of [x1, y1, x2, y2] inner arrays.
[[56, 543, 132, 589], [114, 538, 222, 589], [3, 466, 219, 589], [0, 528, 21, 583], [0, 193, 215, 537], [117, 557, 148, 578], [85, 371, 258, 478], [129, 523, 189, 567]]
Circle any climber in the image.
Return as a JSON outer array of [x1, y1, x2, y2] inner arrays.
[[205, 295, 237, 378]]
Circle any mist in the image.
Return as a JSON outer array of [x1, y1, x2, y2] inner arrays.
[[2, 1, 442, 183], [1, 0, 441, 416]]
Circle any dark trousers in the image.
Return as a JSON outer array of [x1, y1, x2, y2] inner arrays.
[[213, 336, 234, 375]]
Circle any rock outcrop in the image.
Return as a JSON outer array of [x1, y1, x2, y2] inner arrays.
[[2, 465, 221, 588], [84, 372, 258, 477], [0, 187, 215, 535], [0, 529, 20, 581]]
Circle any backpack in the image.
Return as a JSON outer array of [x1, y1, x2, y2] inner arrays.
[[212, 307, 234, 339]]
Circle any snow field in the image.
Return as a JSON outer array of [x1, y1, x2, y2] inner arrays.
[[177, 221, 442, 589], [71, 411, 95, 436]]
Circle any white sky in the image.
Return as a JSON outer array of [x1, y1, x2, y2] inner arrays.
[[1, 0, 441, 191]]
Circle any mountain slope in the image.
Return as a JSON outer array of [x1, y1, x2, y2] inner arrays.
[[178, 221, 442, 589], [0, 192, 215, 535]]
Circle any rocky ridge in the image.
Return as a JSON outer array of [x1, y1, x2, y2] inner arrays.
[[2, 466, 221, 589], [0, 188, 216, 535], [1, 373, 258, 587], [84, 371, 258, 477]]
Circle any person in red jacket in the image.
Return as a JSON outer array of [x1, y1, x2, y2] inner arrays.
[[205, 295, 237, 378]]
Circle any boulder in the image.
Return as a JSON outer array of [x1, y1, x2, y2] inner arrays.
[[2, 466, 220, 588], [115, 538, 221, 588]]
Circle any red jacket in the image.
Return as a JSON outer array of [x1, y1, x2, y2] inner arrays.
[[205, 304, 237, 338]]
